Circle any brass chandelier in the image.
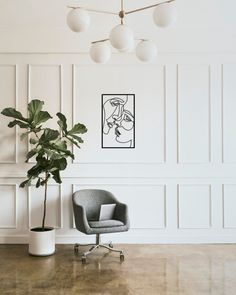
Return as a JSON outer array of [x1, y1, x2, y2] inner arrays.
[[67, 0, 177, 63]]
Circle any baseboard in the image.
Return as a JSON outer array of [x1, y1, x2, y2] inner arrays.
[[1, 234, 236, 244], [0, 235, 28, 244]]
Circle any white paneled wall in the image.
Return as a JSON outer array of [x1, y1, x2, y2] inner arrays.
[[0, 65, 17, 163], [0, 54, 236, 244], [0, 185, 17, 229], [28, 185, 62, 229], [222, 64, 236, 163], [177, 65, 211, 163]]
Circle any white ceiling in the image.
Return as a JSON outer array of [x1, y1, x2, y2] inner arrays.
[[0, 0, 235, 53]]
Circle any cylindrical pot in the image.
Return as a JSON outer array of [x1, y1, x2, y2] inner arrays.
[[29, 227, 55, 256]]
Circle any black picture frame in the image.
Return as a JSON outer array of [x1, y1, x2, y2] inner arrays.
[[101, 94, 135, 149]]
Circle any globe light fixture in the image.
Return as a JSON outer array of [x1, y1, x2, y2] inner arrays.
[[118, 37, 135, 53], [67, 0, 177, 63], [136, 40, 157, 62], [67, 8, 90, 32], [90, 42, 111, 64], [153, 2, 178, 27], [109, 24, 134, 51]]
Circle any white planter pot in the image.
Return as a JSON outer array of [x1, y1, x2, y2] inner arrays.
[[29, 227, 55, 256]]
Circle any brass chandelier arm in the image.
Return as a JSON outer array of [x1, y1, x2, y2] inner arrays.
[[91, 38, 109, 44], [125, 0, 176, 15], [91, 37, 149, 44], [68, 0, 175, 17], [67, 6, 118, 16]]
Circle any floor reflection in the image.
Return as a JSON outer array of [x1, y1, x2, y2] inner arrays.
[[1, 244, 236, 294]]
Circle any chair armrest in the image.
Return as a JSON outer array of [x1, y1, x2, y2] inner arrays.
[[114, 202, 130, 226], [73, 203, 90, 234]]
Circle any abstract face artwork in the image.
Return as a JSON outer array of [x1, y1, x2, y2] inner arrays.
[[102, 94, 135, 148]]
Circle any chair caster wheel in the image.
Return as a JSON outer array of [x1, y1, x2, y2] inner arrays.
[[109, 242, 113, 248], [74, 245, 79, 253], [120, 253, 124, 262], [82, 256, 87, 264]]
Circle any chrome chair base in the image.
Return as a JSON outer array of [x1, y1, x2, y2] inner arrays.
[[74, 234, 124, 264]]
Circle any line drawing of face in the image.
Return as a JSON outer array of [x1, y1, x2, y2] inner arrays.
[[103, 95, 134, 147], [115, 110, 134, 145]]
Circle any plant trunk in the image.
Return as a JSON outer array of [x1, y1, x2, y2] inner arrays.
[[42, 173, 48, 230]]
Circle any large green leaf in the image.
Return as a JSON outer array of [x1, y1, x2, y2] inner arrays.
[[1, 108, 28, 122], [45, 141, 74, 159], [52, 158, 67, 170], [36, 178, 41, 188], [44, 148, 54, 158], [50, 153, 64, 160], [20, 178, 32, 188], [40, 128, 60, 143], [67, 123, 87, 135], [34, 111, 52, 126], [8, 120, 29, 129], [67, 136, 80, 148], [51, 170, 62, 184], [27, 164, 45, 178], [28, 100, 44, 120], [70, 134, 84, 143], [35, 154, 49, 166], [27, 155, 49, 178], [26, 148, 38, 162], [53, 140, 67, 151], [29, 138, 38, 145], [56, 112, 67, 133]]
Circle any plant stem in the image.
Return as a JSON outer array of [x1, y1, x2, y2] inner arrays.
[[42, 173, 48, 230]]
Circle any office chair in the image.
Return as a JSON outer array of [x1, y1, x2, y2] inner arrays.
[[72, 189, 130, 264]]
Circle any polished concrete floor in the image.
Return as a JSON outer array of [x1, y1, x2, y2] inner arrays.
[[0, 244, 236, 294]]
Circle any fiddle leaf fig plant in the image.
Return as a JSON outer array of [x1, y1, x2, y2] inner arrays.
[[1, 99, 87, 230]]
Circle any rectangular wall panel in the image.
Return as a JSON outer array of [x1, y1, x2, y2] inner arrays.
[[0, 65, 17, 163], [177, 65, 210, 163], [73, 184, 166, 229], [222, 64, 236, 163], [0, 185, 17, 228], [73, 65, 166, 164], [28, 185, 62, 229], [28, 65, 62, 129], [178, 185, 211, 229], [223, 185, 236, 228]]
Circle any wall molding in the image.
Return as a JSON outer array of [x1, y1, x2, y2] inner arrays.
[[72, 183, 167, 230], [0, 64, 18, 164], [27, 64, 63, 159], [0, 184, 17, 229], [27, 184, 63, 229], [176, 64, 212, 164], [72, 64, 167, 164], [222, 184, 236, 229], [221, 64, 236, 164], [177, 184, 212, 229]]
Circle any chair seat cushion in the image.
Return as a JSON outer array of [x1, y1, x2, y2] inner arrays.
[[89, 219, 124, 228]]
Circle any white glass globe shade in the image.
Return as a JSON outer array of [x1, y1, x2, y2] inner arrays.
[[67, 8, 90, 32], [153, 3, 178, 28], [118, 37, 135, 53], [136, 40, 157, 62], [109, 24, 134, 51], [90, 42, 111, 64]]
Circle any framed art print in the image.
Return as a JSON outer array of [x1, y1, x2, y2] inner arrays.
[[102, 94, 135, 148]]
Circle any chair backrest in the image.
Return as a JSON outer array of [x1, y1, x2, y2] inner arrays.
[[72, 189, 118, 221]]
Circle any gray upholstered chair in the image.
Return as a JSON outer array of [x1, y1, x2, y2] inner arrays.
[[72, 189, 130, 263]]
